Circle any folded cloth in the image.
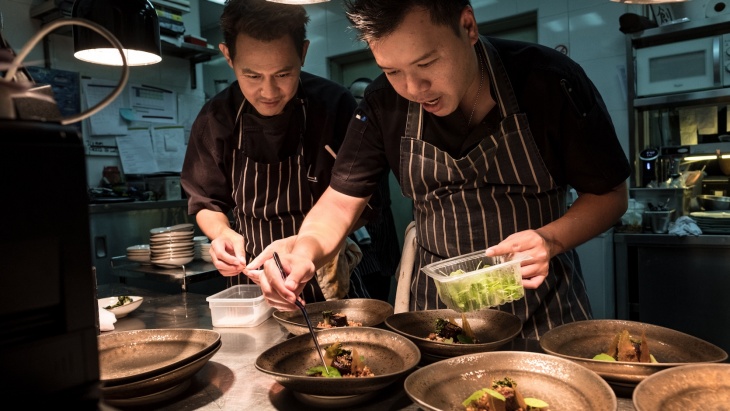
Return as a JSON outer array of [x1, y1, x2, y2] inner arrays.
[[99, 306, 117, 331], [315, 237, 362, 300], [668, 216, 702, 237]]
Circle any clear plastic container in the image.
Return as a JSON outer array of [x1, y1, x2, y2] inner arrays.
[[421, 251, 526, 312], [206, 284, 274, 327]]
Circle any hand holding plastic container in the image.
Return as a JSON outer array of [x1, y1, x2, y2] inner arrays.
[[422, 251, 528, 312]]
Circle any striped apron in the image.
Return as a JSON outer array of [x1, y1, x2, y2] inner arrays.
[[402, 38, 591, 339], [231, 98, 325, 302]]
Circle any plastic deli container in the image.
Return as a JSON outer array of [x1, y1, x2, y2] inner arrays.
[[422, 251, 526, 312], [206, 284, 275, 327]]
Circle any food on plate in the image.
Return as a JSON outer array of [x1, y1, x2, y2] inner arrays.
[[305, 341, 374, 378], [316, 310, 363, 328], [103, 295, 133, 309], [427, 313, 478, 343], [592, 329, 658, 363], [463, 377, 549, 411]]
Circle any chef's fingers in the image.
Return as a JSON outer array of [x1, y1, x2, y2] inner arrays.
[[246, 236, 297, 271]]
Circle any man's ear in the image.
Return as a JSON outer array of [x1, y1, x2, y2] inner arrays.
[[460, 6, 479, 45], [219, 42, 234, 68], [301, 39, 310, 66]]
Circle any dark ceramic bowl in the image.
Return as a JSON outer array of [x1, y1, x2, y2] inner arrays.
[[633, 363, 730, 411], [255, 327, 420, 397], [384, 308, 521, 358], [98, 328, 221, 385], [272, 298, 393, 336], [101, 340, 221, 401], [539, 319, 727, 386], [404, 351, 617, 411]]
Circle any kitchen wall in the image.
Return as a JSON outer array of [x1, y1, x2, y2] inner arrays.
[[1, 0, 716, 186], [2, 0, 208, 188]]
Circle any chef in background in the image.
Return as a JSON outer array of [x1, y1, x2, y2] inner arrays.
[[249, 0, 631, 339], [181, 0, 375, 301]]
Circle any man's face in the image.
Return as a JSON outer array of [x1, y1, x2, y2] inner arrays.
[[220, 33, 307, 116], [369, 7, 478, 117]]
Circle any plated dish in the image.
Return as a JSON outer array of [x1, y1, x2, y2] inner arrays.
[[255, 327, 420, 397], [404, 351, 616, 411], [633, 363, 730, 411], [539, 319, 728, 386], [272, 298, 393, 336], [384, 308, 521, 358], [98, 295, 144, 318]]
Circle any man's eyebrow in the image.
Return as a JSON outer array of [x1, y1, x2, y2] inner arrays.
[[377, 50, 438, 71], [240, 65, 296, 75]]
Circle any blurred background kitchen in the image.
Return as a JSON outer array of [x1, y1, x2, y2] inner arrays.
[[2, 0, 730, 402]]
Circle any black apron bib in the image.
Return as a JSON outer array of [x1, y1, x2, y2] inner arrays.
[[231, 99, 325, 302], [399, 38, 591, 339]]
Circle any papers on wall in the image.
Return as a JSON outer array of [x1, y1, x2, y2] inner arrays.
[[116, 126, 186, 174], [81, 77, 127, 135], [115, 128, 160, 175], [151, 126, 186, 172], [128, 84, 178, 124]]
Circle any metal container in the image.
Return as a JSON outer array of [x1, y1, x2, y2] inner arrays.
[[697, 194, 730, 210]]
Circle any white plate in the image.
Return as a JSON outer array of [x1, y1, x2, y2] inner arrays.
[[149, 223, 194, 235], [127, 244, 150, 251], [99, 296, 144, 318], [151, 256, 195, 267]]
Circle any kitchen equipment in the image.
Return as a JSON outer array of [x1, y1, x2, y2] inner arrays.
[[254, 327, 420, 398], [206, 284, 274, 327], [273, 252, 329, 374], [697, 194, 730, 210], [403, 351, 616, 411], [383, 308, 521, 361], [635, 34, 730, 97], [272, 298, 393, 336], [639, 147, 660, 187], [1, 120, 100, 403], [539, 319, 727, 394], [632, 363, 730, 411], [644, 209, 675, 233]]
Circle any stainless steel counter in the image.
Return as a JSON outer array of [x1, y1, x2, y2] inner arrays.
[[97, 284, 636, 410]]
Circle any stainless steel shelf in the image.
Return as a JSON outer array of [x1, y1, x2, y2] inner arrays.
[[110, 256, 220, 291]]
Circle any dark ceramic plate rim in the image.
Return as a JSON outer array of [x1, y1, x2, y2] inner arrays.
[[254, 327, 421, 397], [632, 363, 730, 411], [404, 351, 617, 411], [383, 308, 522, 357], [98, 328, 221, 385], [101, 340, 221, 399], [539, 319, 728, 384], [272, 298, 394, 334]]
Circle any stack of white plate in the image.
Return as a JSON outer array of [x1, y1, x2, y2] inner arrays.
[[126, 244, 151, 264], [193, 236, 209, 260], [149, 223, 195, 268], [690, 211, 730, 234]]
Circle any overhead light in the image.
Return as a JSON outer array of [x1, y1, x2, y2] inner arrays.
[[72, 0, 161, 66], [266, 0, 331, 4], [611, 0, 689, 3]]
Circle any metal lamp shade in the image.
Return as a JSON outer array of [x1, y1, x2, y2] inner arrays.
[[72, 0, 161, 66]]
